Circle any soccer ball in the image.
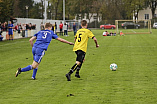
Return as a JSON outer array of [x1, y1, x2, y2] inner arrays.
[[110, 63, 118, 71]]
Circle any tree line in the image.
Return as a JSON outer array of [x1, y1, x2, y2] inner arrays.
[[0, 0, 156, 23]]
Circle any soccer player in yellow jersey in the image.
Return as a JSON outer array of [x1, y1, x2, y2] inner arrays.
[[65, 20, 99, 81]]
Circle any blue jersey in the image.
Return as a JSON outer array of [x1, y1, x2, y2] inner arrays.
[[33, 30, 58, 50], [8, 24, 13, 31]]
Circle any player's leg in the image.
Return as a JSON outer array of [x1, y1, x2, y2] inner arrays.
[[66, 30, 68, 36], [11, 35, 13, 40], [10, 31, 13, 40], [66, 50, 85, 81], [15, 65, 32, 77], [75, 58, 85, 78], [11, 34, 13, 40], [61, 29, 63, 36], [66, 61, 81, 81], [67, 61, 81, 74], [20, 48, 39, 72], [9, 33, 11, 40], [15, 61, 39, 77], [9, 31, 12, 40], [75, 62, 82, 78], [32, 68, 38, 79], [64, 30, 65, 36], [75, 63, 82, 78], [60, 28, 61, 36], [21, 61, 38, 72], [31, 48, 45, 79], [31, 62, 39, 79], [15, 48, 45, 78]]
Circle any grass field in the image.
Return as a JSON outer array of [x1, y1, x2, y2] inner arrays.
[[0, 29, 157, 104], [108, 28, 151, 34]]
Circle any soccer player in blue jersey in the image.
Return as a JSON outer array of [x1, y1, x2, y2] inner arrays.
[[15, 23, 74, 79], [8, 21, 14, 40]]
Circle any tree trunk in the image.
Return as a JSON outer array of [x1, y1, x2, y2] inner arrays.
[[55, 1, 60, 20]]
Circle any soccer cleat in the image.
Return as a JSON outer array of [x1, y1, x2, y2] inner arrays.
[[75, 74, 80, 78], [15, 68, 21, 77], [32, 77, 36, 80], [65, 74, 71, 81]]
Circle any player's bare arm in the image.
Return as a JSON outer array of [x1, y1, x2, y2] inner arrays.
[[93, 37, 99, 48], [74, 37, 77, 42], [29, 36, 36, 47], [57, 37, 74, 45]]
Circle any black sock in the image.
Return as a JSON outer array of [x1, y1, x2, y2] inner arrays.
[[76, 63, 82, 74], [68, 63, 78, 75], [76, 69, 80, 74]]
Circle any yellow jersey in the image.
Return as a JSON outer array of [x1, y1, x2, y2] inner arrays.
[[73, 28, 95, 53]]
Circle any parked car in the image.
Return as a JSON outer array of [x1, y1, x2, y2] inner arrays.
[[100, 24, 116, 29], [121, 22, 140, 29], [153, 22, 157, 29]]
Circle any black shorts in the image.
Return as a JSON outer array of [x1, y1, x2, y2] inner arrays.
[[75, 50, 85, 63]]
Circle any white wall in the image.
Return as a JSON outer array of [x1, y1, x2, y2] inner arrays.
[[16, 18, 64, 32], [2, 30, 37, 40], [1, 18, 76, 40]]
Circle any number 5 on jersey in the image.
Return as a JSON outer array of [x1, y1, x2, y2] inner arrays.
[[78, 34, 82, 42]]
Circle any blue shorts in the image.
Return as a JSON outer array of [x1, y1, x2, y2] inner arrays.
[[32, 47, 45, 63], [8, 30, 13, 35]]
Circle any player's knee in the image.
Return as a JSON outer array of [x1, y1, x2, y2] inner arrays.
[[32, 61, 39, 69], [31, 64, 38, 69], [31, 65, 36, 69], [76, 61, 81, 65]]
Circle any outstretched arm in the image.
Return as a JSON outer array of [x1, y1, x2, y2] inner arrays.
[[74, 37, 76, 42], [29, 36, 36, 47], [93, 37, 99, 48], [57, 37, 74, 45]]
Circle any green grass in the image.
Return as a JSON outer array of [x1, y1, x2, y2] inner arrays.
[[0, 29, 157, 104]]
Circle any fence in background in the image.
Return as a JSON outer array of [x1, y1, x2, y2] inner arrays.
[[2, 30, 37, 40], [15, 18, 79, 32]]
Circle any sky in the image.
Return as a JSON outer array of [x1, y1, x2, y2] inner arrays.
[[33, 0, 49, 5], [33, 0, 50, 2], [33, 0, 40, 2], [33, 0, 49, 6]]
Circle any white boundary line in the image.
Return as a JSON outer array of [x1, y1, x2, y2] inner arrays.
[[131, 30, 137, 33]]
